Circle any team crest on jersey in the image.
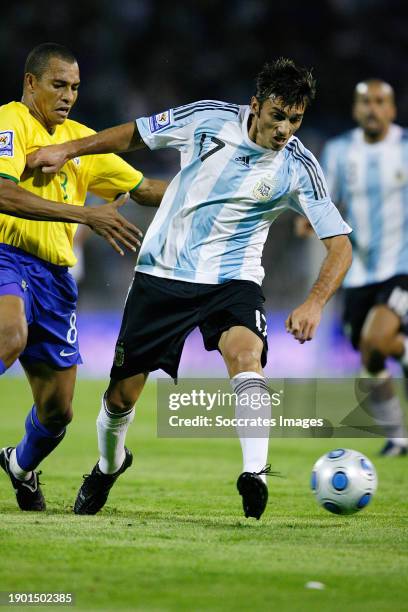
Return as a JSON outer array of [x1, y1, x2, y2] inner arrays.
[[252, 175, 279, 201], [73, 157, 80, 166], [149, 110, 172, 133], [0, 130, 14, 157]]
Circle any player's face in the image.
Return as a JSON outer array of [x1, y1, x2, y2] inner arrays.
[[26, 57, 80, 131], [249, 97, 305, 150], [352, 82, 396, 141]]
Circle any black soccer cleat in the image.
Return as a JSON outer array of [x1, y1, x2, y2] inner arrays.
[[236, 465, 280, 520], [74, 447, 133, 515], [0, 446, 46, 511], [379, 440, 408, 457]]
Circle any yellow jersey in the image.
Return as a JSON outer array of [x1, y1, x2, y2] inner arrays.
[[0, 101, 143, 266]]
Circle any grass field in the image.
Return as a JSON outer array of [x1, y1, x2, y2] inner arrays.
[[1, 377, 408, 611]]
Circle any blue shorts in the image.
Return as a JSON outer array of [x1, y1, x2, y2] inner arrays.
[[0, 244, 82, 369]]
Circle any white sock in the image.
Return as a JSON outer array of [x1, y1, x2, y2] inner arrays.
[[9, 448, 32, 481], [231, 371, 270, 484], [97, 395, 135, 474], [359, 369, 408, 445]]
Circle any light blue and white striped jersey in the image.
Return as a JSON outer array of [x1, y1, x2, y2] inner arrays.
[[321, 124, 408, 288], [136, 100, 351, 285]]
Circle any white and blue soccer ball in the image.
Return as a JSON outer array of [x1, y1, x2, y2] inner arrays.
[[311, 448, 378, 515]]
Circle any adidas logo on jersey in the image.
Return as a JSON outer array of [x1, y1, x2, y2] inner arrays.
[[234, 155, 250, 168]]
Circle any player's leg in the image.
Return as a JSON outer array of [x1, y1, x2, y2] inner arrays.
[[219, 324, 269, 470], [0, 362, 76, 511], [20, 359, 76, 458], [74, 272, 200, 514], [219, 325, 271, 519], [219, 325, 268, 469], [359, 304, 408, 455], [0, 293, 28, 372], [98, 373, 147, 475], [199, 280, 270, 519], [73, 373, 147, 515], [0, 254, 82, 510], [0, 290, 42, 511]]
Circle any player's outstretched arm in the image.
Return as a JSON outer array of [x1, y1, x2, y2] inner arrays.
[[130, 178, 169, 208], [285, 234, 352, 344], [0, 178, 142, 256], [26, 122, 145, 174]]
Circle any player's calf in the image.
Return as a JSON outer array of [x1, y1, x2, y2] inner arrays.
[[12, 405, 67, 477]]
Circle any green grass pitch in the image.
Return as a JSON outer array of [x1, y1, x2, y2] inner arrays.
[[1, 377, 408, 611]]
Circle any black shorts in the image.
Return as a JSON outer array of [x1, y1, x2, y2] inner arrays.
[[343, 274, 408, 349], [110, 272, 268, 381]]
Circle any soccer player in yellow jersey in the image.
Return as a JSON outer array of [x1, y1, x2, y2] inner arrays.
[[0, 43, 166, 511]]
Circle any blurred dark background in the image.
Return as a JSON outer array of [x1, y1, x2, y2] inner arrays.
[[2, 0, 408, 313]]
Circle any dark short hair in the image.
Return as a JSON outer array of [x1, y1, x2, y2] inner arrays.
[[24, 43, 77, 79], [255, 58, 316, 108]]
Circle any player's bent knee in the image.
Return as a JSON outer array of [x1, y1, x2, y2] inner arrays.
[[224, 347, 262, 374], [105, 386, 136, 414], [38, 400, 73, 429], [50, 408, 72, 429], [38, 411, 73, 431]]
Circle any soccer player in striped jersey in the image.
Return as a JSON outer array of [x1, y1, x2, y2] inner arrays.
[[29, 58, 352, 519], [297, 79, 408, 456], [0, 43, 167, 512]]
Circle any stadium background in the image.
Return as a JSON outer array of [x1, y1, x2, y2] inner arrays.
[[2, 0, 408, 377]]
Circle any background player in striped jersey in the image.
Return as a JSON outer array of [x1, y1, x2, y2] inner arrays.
[[0, 43, 167, 511], [296, 79, 408, 456], [29, 58, 352, 519]]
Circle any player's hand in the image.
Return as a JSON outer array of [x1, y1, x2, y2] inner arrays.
[[84, 193, 143, 256], [285, 298, 323, 344], [294, 216, 314, 238], [26, 144, 70, 174]]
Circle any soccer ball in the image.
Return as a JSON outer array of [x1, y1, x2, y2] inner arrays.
[[311, 448, 378, 515]]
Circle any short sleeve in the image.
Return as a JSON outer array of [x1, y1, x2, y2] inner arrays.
[[288, 144, 352, 239], [0, 105, 27, 183], [86, 153, 143, 200], [136, 100, 240, 151]]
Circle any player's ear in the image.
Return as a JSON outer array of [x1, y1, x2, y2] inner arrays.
[[24, 72, 36, 93], [250, 96, 260, 116]]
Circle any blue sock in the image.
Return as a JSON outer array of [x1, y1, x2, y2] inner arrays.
[[0, 359, 6, 375], [15, 406, 66, 471]]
